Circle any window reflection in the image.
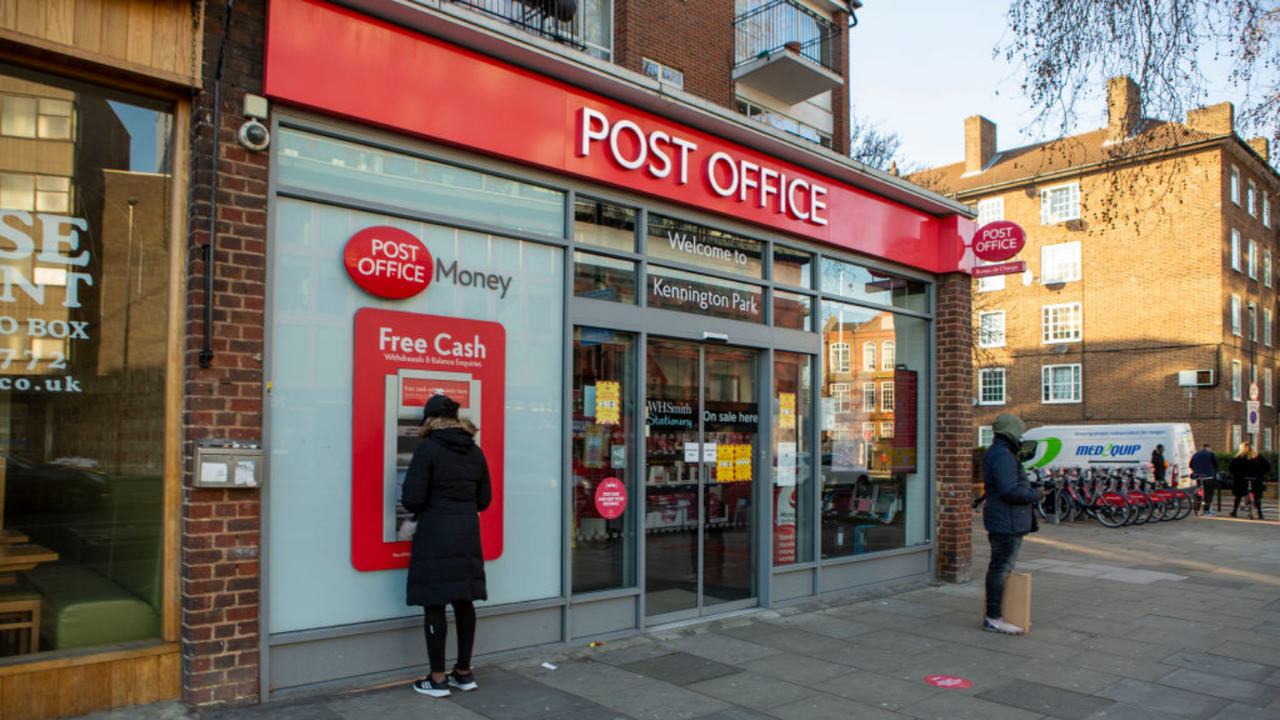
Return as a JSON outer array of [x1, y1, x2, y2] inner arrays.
[[819, 258, 929, 312]]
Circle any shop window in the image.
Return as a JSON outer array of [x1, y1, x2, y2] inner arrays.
[[646, 214, 764, 280], [977, 425, 994, 448], [773, 246, 812, 288], [1041, 242, 1081, 283], [1249, 240, 1258, 279], [1231, 165, 1240, 205], [1041, 303, 1081, 343], [645, 264, 764, 323], [773, 352, 812, 565], [1041, 364, 1081, 403], [573, 251, 636, 304], [819, 301, 928, 559], [773, 289, 811, 331], [1231, 360, 1242, 400], [1039, 182, 1080, 224], [572, 327, 636, 594], [574, 197, 636, 252], [0, 64, 173, 659], [978, 311, 1005, 348], [862, 341, 876, 371], [979, 368, 1005, 405], [881, 341, 895, 370], [1231, 294, 1241, 336], [820, 258, 929, 313], [1231, 230, 1241, 272], [829, 342, 849, 372], [276, 127, 566, 238]]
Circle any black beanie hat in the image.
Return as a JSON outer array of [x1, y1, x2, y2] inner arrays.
[[423, 394, 460, 423]]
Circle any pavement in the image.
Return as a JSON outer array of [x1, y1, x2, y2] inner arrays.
[[80, 503, 1280, 720]]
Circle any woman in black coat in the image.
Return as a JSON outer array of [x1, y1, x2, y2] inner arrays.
[[1228, 441, 1269, 519], [402, 394, 492, 698]]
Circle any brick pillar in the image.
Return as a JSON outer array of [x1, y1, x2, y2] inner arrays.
[[831, 11, 850, 156], [935, 272, 974, 583], [182, 0, 269, 706]]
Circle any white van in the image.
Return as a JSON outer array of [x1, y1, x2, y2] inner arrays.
[[1021, 423, 1197, 487]]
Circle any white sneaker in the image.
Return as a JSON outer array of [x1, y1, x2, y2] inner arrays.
[[983, 616, 1025, 635]]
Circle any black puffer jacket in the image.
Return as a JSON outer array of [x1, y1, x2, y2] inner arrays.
[[982, 434, 1041, 535], [402, 421, 492, 607]]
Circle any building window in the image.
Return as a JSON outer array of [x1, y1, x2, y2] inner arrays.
[[642, 58, 684, 90], [978, 311, 1006, 348], [862, 381, 875, 411], [1232, 424, 1242, 448], [1231, 165, 1240, 205], [881, 340, 896, 370], [736, 97, 833, 149], [1266, 368, 1273, 407], [1042, 364, 1082, 403], [979, 368, 1006, 405], [0, 172, 72, 213], [881, 381, 894, 411], [829, 342, 849, 372], [1266, 308, 1272, 347], [978, 425, 994, 447], [1247, 179, 1257, 216], [1248, 301, 1257, 341], [862, 341, 876, 371], [977, 259, 1006, 292], [1040, 182, 1080, 224], [1042, 302, 1082, 343], [1249, 240, 1258, 279], [880, 421, 894, 438], [976, 197, 1004, 225], [0, 94, 73, 139], [1232, 360, 1242, 400], [1264, 427, 1273, 452], [1041, 241, 1082, 284], [832, 382, 851, 412], [1266, 251, 1273, 287], [1231, 230, 1241, 272], [1265, 195, 1272, 229], [1231, 294, 1241, 336]]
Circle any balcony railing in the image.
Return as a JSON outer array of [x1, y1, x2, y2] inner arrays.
[[734, 0, 840, 74], [448, 0, 612, 61]]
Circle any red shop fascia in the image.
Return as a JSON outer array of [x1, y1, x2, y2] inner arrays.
[[263, 0, 974, 271]]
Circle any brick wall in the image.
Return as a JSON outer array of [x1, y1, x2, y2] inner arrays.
[[935, 272, 974, 583], [181, 0, 269, 706], [614, 0, 735, 108]]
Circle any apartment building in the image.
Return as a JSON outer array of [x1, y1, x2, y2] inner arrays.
[[913, 77, 1280, 456]]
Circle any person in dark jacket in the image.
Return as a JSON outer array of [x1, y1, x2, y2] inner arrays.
[[1189, 443, 1219, 516], [1228, 441, 1269, 520], [403, 394, 492, 698], [1150, 445, 1167, 485], [982, 413, 1043, 635]]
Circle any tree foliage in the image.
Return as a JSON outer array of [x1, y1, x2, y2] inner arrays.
[[849, 110, 907, 172], [1000, 0, 1280, 156]]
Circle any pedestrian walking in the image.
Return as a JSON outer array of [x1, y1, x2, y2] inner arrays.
[[1190, 443, 1219, 515], [981, 413, 1043, 635], [1228, 441, 1269, 520], [1150, 444, 1167, 485], [403, 394, 492, 697]]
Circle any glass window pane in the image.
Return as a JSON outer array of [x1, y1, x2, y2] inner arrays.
[[819, 258, 929, 312], [37, 115, 71, 140], [37, 98, 71, 116], [820, 301, 928, 558], [773, 352, 812, 565], [35, 190, 68, 213], [646, 214, 764, 279], [276, 128, 565, 238], [2, 95, 36, 137], [574, 197, 635, 252], [647, 265, 763, 323], [574, 251, 636, 304], [773, 246, 812, 288], [573, 327, 637, 593], [1, 173, 35, 210], [773, 290, 811, 331]]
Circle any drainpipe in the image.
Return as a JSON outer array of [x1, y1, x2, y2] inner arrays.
[[200, 0, 233, 368]]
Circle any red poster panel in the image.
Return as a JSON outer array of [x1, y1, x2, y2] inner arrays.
[[891, 369, 918, 473], [352, 308, 505, 570]]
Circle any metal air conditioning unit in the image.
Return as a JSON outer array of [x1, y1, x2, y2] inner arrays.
[[1178, 370, 1215, 387]]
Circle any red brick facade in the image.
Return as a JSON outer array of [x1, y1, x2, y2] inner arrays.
[[181, 0, 269, 706], [935, 273, 975, 583], [614, 0, 736, 109]]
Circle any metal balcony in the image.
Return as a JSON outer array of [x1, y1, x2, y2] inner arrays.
[[733, 0, 843, 105], [449, 0, 612, 61]]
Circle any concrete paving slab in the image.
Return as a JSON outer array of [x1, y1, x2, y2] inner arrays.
[[205, 699, 342, 720], [657, 633, 781, 665], [1096, 678, 1231, 718], [897, 691, 1046, 720], [683, 671, 819, 710], [1066, 649, 1185, 683], [445, 668, 600, 720], [763, 693, 903, 720], [328, 688, 489, 720], [1085, 703, 1196, 720], [77, 703, 198, 720], [717, 626, 847, 657], [510, 659, 656, 701], [1157, 668, 1280, 707], [809, 668, 938, 709], [736, 652, 854, 687], [593, 681, 729, 720], [1160, 651, 1275, 682], [618, 652, 740, 687], [687, 708, 777, 720], [976, 679, 1115, 720], [999, 657, 1122, 694], [590, 641, 672, 668], [1207, 703, 1280, 720], [770, 612, 876, 638], [1079, 634, 1191, 661], [1210, 642, 1280, 668]]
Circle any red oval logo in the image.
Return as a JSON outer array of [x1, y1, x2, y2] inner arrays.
[[343, 226, 433, 299], [595, 477, 628, 519], [972, 220, 1026, 262]]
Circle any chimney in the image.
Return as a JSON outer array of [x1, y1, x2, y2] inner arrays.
[[1247, 137, 1269, 163], [1185, 102, 1235, 135], [1107, 76, 1141, 142], [964, 116, 996, 174]]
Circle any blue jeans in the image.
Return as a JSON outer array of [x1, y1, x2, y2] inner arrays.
[[985, 533, 1024, 619]]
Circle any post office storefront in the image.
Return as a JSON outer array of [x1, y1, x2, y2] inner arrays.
[[260, 0, 972, 696]]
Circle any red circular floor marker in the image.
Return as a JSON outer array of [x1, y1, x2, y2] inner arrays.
[[924, 675, 973, 689]]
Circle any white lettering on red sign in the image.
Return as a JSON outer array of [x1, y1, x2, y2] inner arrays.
[[577, 107, 828, 227], [971, 221, 1026, 262], [344, 226, 434, 299], [378, 326, 487, 359]]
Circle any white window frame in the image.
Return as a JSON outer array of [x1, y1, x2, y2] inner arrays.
[[1232, 360, 1242, 401], [1232, 424, 1242, 449], [1265, 194, 1272, 229], [977, 260, 1006, 292], [1042, 364, 1082, 404], [862, 342, 876, 371], [829, 342, 849, 373], [1231, 294, 1242, 336], [880, 421, 894, 438], [881, 381, 894, 412], [979, 368, 1006, 405], [862, 421, 874, 442], [976, 197, 1004, 226], [977, 426, 994, 447], [1266, 368, 1273, 407], [1264, 427, 1273, 452], [1231, 165, 1241, 205], [1249, 301, 1258, 341], [1247, 179, 1257, 216], [1248, 240, 1258, 279], [832, 382, 851, 413], [1266, 250, 1273, 287], [862, 382, 876, 412], [1231, 229, 1241, 272], [1042, 302, 1082, 344], [881, 341, 896, 371], [978, 311, 1006, 348], [1266, 308, 1273, 347], [1041, 241, 1082, 284], [1040, 182, 1081, 224]]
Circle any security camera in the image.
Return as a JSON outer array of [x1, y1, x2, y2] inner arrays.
[[238, 118, 270, 152]]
